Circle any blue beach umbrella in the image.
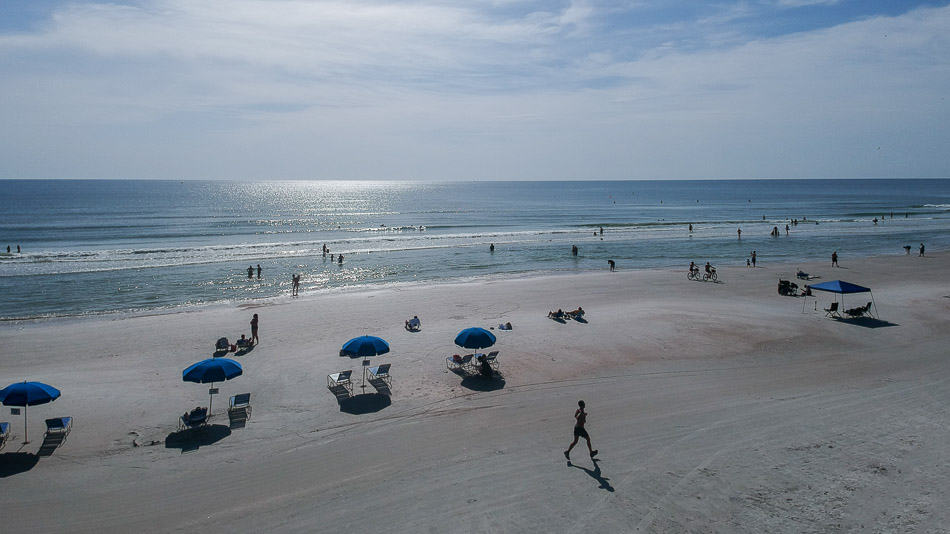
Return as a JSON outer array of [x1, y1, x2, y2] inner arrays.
[[454, 327, 496, 351], [341, 335, 390, 388], [182, 358, 243, 413], [0, 381, 62, 444], [341, 335, 390, 358]]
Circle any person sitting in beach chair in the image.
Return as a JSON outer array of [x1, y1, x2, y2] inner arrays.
[[405, 315, 421, 331], [236, 334, 252, 349], [215, 337, 230, 353], [567, 307, 584, 318], [477, 354, 493, 378], [548, 309, 566, 320], [180, 407, 208, 430]]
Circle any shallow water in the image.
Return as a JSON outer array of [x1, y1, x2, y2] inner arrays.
[[1, 179, 948, 319]]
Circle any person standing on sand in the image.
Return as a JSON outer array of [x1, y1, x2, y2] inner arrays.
[[919, 243, 925, 257], [564, 400, 597, 460], [292, 274, 300, 296], [751, 250, 757, 268], [608, 259, 615, 271], [250, 313, 259, 344], [831, 251, 838, 267]]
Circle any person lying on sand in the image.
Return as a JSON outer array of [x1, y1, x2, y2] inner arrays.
[[405, 315, 421, 331], [498, 322, 513, 330]]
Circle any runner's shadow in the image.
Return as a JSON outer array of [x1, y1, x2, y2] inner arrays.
[[568, 458, 614, 492]]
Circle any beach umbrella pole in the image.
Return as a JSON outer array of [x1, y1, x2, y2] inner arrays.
[[23, 404, 28, 444], [209, 381, 214, 414]]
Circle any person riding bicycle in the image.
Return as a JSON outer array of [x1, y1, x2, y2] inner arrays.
[[705, 262, 715, 274], [689, 261, 698, 275]]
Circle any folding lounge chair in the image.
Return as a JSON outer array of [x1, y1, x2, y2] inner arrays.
[[327, 370, 353, 399], [228, 393, 252, 427], [45, 417, 73, 438], [0, 421, 9, 450], [824, 302, 840, 317], [484, 350, 500, 371], [367, 364, 392, 393], [446, 354, 473, 372]]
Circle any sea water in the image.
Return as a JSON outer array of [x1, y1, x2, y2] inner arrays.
[[1, 179, 948, 320]]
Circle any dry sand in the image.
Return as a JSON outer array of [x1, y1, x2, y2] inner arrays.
[[1, 252, 949, 532]]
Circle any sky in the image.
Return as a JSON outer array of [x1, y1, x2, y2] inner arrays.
[[1, 0, 949, 180]]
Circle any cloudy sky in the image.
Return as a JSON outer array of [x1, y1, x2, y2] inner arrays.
[[1, 0, 948, 180]]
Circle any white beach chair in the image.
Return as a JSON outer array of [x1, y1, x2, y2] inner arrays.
[[228, 393, 252, 428], [327, 370, 354, 399], [367, 364, 392, 393], [446, 354, 473, 373], [0, 421, 10, 450], [44, 417, 73, 440], [485, 351, 499, 370]]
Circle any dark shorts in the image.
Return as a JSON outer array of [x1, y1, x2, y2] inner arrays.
[[573, 426, 589, 439]]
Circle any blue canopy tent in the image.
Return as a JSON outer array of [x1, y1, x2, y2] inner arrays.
[[803, 280, 876, 317]]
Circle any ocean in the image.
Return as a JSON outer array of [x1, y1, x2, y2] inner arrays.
[[1, 179, 948, 320]]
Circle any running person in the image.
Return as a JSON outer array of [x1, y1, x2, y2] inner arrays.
[[564, 400, 597, 460]]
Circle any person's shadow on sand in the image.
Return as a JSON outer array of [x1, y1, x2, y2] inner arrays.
[[568, 458, 614, 492]]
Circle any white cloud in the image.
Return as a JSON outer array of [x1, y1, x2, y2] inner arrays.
[[0, 1, 948, 179]]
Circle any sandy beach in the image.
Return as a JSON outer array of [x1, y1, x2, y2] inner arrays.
[[1, 251, 949, 532]]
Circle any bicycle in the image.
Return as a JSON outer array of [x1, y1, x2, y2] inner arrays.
[[687, 269, 702, 281], [703, 268, 718, 282]]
